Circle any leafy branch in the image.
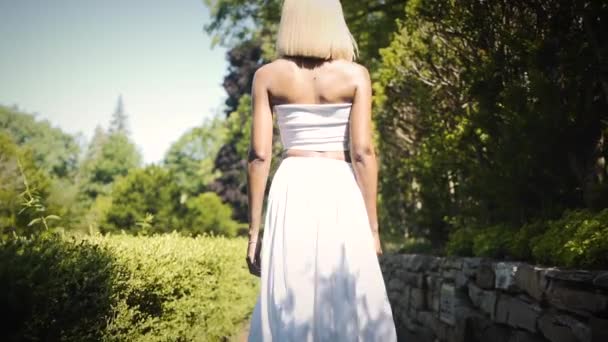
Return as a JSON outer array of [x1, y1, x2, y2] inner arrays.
[[16, 158, 60, 232]]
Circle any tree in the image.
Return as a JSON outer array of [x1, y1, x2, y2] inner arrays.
[[374, 0, 608, 246], [163, 115, 227, 196], [182, 192, 239, 237], [0, 105, 80, 179], [108, 94, 129, 135], [102, 165, 180, 234], [77, 99, 142, 201]]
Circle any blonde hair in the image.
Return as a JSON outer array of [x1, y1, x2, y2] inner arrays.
[[276, 0, 358, 61]]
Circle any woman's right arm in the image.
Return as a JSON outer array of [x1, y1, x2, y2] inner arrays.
[[245, 66, 274, 276], [349, 64, 382, 255]]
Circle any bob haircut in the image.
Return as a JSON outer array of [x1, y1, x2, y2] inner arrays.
[[276, 0, 359, 61]]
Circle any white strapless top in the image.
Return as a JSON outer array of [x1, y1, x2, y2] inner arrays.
[[273, 103, 351, 151]]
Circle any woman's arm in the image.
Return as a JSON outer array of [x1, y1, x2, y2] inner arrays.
[[246, 66, 274, 251], [349, 64, 382, 254]]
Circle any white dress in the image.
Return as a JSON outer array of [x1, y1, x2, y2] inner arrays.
[[247, 103, 398, 342]]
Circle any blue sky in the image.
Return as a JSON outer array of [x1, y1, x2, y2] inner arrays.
[[0, 0, 228, 164]]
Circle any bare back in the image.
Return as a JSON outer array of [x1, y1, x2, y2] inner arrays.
[[263, 57, 362, 106]]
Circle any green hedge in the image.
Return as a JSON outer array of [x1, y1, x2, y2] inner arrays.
[[0, 232, 259, 341], [445, 209, 608, 269]]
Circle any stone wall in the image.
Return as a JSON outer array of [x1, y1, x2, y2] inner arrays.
[[378, 254, 608, 342]]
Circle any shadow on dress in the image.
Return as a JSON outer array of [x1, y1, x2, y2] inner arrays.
[[250, 242, 397, 341]]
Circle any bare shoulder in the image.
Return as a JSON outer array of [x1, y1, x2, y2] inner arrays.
[[252, 62, 273, 84], [349, 62, 371, 83], [256, 59, 291, 76], [253, 59, 293, 88], [330, 60, 370, 84]]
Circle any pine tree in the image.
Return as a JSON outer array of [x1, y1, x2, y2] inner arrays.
[[108, 94, 129, 135]]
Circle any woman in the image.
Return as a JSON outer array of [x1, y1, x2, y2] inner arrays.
[[245, 0, 398, 341]]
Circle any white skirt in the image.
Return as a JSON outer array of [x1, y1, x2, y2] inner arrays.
[[248, 156, 398, 342]]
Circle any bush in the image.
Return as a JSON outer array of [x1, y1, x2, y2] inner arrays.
[[0, 232, 259, 341], [102, 166, 181, 234], [507, 220, 547, 261], [398, 237, 434, 254], [445, 209, 608, 269], [182, 192, 239, 237], [0, 233, 119, 341], [445, 226, 475, 257], [471, 224, 514, 259], [531, 209, 608, 269]]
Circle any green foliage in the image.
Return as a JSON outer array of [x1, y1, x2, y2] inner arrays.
[[446, 209, 608, 269], [183, 192, 239, 237], [226, 95, 253, 158], [471, 225, 515, 259], [0, 232, 259, 341], [398, 237, 434, 254], [95, 233, 259, 341], [103, 166, 239, 236], [375, 0, 608, 246], [77, 98, 142, 206], [202, 0, 406, 64], [531, 209, 608, 269], [0, 133, 52, 235], [507, 220, 547, 261], [445, 227, 475, 257], [102, 165, 180, 234], [0, 104, 80, 179], [164, 115, 227, 195], [0, 233, 120, 341], [16, 158, 61, 232], [78, 130, 142, 200]]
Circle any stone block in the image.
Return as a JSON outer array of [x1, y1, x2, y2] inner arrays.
[[435, 321, 452, 342], [592, 272, 608, 290], [590, 317, 608, 342], [398, 286, 411, 312], [538, 313, 583, 342], [417, 310, 440, 333], [545, 269, 597, 284], [462, 257, 484, 277], [387, 289, 401, 306], [387, 277, 405, 292], [393, 268, 408, 280], [403, 254, 440, 272], [403, 271, 426, 288], [476, 262, 496, 289], [553, 314, 591, 342], [425, 273, 441, 290], [399, 309, 417, 331], [443, 268, 457, 281], [480, 291, 498, 319], [411, 287, 427, 310], [495, 294, 540, 333], [546, 280, 608, 315], [467, 282, 497, 318], [468, 315, 511, 342], [455, 271, 469, 290], [508, 331, 546, 342], [495, 262, 522, 292], [515, 264, 549, 301], [440, 283, 456, 325], [426, 285, 440, 313], [442, 257, 464, 270]]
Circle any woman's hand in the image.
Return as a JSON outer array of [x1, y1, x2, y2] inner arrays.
[[371, 230, 383, 256], [246, 237, 262, 277]]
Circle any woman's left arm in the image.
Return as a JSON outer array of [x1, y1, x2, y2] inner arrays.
[[246, 66, 273, 275]]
